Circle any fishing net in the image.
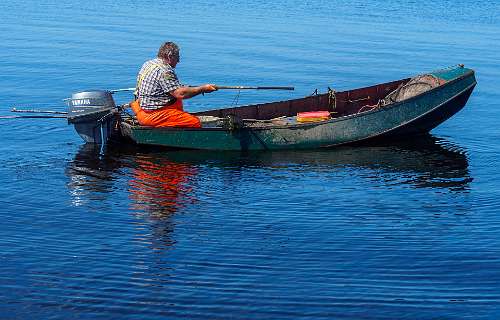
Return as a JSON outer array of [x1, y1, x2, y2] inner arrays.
[[381, 74, 445, 106]]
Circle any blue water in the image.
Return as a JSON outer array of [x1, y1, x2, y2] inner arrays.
[[1, 1, 500, 319]]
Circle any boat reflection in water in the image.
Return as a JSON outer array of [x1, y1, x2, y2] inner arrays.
[[66, 134, 472, 215]]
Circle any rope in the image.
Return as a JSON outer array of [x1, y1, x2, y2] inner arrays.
[[357, 104, 379, 113], [90, 109, 117, 153], [99, 123, 105, 155], [119, 104, 138, 125], [230, 90, 241, 107], [328, 87, 336, 111]]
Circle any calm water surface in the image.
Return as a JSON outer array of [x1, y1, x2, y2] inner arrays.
[[1, 1, 500, 319]]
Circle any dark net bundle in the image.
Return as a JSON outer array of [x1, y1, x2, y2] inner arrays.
[[381, 74, 444, 106]]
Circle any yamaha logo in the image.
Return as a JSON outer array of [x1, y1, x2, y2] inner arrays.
[[71, 99, 92, 106]]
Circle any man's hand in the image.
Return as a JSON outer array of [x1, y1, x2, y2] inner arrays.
[[201, 84, 218, 93], [171, 84, 218, 99]]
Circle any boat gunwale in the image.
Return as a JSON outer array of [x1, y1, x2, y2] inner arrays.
[[127, 68, 475, 133]]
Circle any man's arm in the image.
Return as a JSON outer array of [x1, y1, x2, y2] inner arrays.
[[170, 84, 218, 100]]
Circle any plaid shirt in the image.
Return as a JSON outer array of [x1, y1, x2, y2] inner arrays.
[[136, 58, 181, 110]]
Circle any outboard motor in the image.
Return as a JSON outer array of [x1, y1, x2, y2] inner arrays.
[[67, 90, 118, 144]]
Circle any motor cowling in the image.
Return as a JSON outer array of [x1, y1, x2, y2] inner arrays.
[[67, 90, 118, 144], [67, 90, 116, 123]]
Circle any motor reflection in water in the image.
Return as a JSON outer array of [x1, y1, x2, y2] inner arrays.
[[66, 144, 123, 207]]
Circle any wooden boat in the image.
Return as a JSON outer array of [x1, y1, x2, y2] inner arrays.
[[117, 65, 476, 151], [68, 65, 476, 151]]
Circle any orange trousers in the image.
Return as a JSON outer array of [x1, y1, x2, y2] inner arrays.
[[130, 100, 201, 128]]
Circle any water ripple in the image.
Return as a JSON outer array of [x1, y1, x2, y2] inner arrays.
[[1, 0, 500, 318]]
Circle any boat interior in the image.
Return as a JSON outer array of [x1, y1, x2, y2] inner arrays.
[[121, 72, 450, 129], [195, 78, 409, 121]]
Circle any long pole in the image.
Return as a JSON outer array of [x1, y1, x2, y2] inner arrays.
[[11, 108, 68, 115], [109, 87, 135, 93], [215, 86, 294, 90], [0, 115, 67, 119], [108, 86, 295, 92]]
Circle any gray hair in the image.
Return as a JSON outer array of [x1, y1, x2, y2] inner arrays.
[[157, 42, 179, 62]]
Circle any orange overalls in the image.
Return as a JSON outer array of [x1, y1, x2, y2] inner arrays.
[[130, 99, 201, 128]]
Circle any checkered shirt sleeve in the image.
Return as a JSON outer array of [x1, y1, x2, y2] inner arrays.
[[136, 58, 181, 110]]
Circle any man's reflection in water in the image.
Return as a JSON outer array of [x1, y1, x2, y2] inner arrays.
[[128, 156, 198, 216], [66, 144, 200, 251], [127, 155, 200, 250]]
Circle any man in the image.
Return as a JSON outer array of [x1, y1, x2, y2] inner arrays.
[[131, 42, 217, 128]]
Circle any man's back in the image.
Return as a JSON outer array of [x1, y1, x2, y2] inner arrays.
[[136, 58, 181, 110]]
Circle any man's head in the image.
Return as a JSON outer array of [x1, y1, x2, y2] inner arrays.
[[158, 42, 180, 68]]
